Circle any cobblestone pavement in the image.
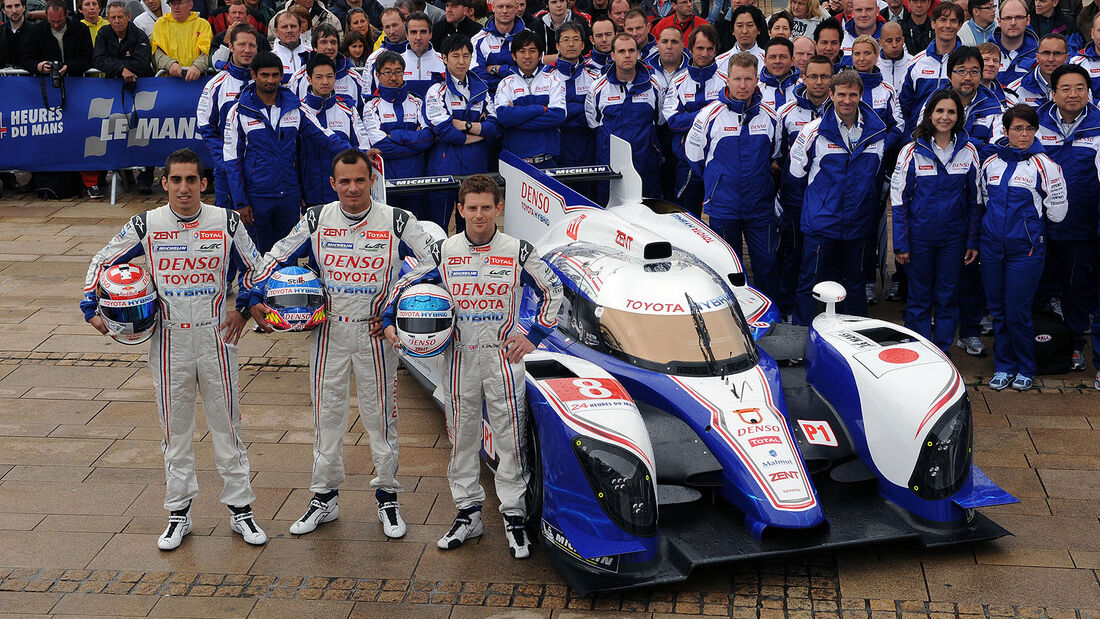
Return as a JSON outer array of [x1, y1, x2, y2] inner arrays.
[[0, 193, 1098, 618]]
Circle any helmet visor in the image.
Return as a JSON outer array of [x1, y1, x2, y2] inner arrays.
[[99, 293, 157, 332], [267, 292, 326, 311], [397, 311, 453, 334]]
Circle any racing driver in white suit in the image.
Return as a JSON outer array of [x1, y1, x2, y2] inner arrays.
[[81, 148, 268, 550], [247, 149, 437, 538], [383, 174, 563, 559]]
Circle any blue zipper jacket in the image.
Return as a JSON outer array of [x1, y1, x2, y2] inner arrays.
[[366, 84, 435, 180], [222, 83, 350, 208], [422, 71, 501, 175], [786, 101, 890, 240], [1035, 100, 1100, 240], [993, 27, 1039, 85], [684, 89, 781, 221], [299, 90, 369, 205], [899, 39, 961, 133], [494, 64, 567, 158], [585, 62, 664, 174], [1070, 42, 1100, 99], [759, 66, 800, 110], [978, 139, 1068, 260], [471, 17, 526, 93], [890, 134, 981, 253], [858, 67, 903, 153]]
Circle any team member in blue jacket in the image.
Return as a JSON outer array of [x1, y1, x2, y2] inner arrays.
[[1069, 13, 1100, 99], [663, 24, 724, 217], [1035, 64, 1100, 372], [992, 0, 1039, 85], [471, 0, 525, 94], [362, 50, 436, 217], [899, 2, 963, 133], [786, 70, 890, 325], [776, 55, 833, 319], [1008, 33, 1067, 109], [978, 104, 1068, 391], [759, 37, 801, 110], [299, 54, 375, 208], [223, 52, 352, 253], [494, 30, 567, 166], [422, 34, 500, 230], [585, 33, 665, 204], [890, 90, 981, 352], [551, 23, 598, 170], [197, 23, 258, 210], [685, 52, 782, 298], [400, 13, 448, 99], [288, 25, 369, 115]]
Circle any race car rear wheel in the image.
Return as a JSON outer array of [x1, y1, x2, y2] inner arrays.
[[523, 410, 543, 536]]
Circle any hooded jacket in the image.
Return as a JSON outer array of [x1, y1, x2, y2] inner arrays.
[[785, 101, 890, 240], [422, 71, 501, 175], [978, 138, 1068, 259], [1034, 100, 1100, 240], [890, 134, 981, 253], [222, 83, 351, 208], [685, 89, 781, 221], [150, 11, 212, 70]]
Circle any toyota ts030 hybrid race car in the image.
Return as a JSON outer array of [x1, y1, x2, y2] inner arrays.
[[372, 137, 1017, 595]]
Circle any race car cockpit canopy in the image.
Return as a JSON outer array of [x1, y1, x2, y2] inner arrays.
[[548, 245, 759, 377]]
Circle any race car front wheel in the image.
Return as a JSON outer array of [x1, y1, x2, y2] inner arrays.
[[523, 410, 543, 536]]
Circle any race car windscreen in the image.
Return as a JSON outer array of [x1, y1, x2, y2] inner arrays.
[[598, 304, 758, 376]]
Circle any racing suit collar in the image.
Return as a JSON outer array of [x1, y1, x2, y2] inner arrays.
[[464, 227, 498, 248]]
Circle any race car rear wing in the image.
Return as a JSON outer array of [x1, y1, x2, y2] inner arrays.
[[368, 160, 623, 201]]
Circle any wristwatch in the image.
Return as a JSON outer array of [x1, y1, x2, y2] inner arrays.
[[238, 308, 249, 321], [465, 120, 473, 132]]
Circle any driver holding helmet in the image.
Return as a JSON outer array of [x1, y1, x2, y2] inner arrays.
[[246, 148, 437, 539], [80, 148, 268, 551]]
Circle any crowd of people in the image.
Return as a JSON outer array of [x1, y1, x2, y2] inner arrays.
[[12, 0, 1100, 387]]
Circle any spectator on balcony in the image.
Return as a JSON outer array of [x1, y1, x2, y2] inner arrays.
[[150, 0, 212, 80]]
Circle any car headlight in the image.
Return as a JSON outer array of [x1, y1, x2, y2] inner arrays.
[[572, 436, 657, 537], [907, 395, 973, 501]]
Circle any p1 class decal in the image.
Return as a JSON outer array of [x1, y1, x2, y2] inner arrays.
[[798, 420, 839, 447]]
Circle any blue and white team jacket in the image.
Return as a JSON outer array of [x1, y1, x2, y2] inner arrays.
[[993, 28, 1039, 86], [978, 140, 1068, 259], [889, 135, 981, 253], [784, 101, 890, 240], [196, 60, 252, 174], [1035, 101, 1100, 240], [1070, 43, 1100, 99], [422, 72, 500, 175], [1008, 66, 1052, 108], [662, 62, 726, 160], [585, 63, 665, 174], [858, 67, 903, 151], [363, 85, 435, 180], [299, 90, 372, 206], [398, 46, 447, 99], [899, 39, 961, 132], [288, 53, 369, 114], [759, 67, 801, 110], [494, 64, 567, 158], [471, 17, 526, 93], [223, 84, 350, 207], [684, 89, 781, 221]]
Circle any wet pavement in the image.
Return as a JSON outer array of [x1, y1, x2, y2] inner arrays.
[[0, 193, 1097, 618]]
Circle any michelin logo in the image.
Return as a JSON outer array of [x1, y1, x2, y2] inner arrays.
[[323, 241, 355, 250]]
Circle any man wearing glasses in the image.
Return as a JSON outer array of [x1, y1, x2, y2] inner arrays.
[[1009, 33, 1068, 108], [993, 0, 1039, 85], [959, 0, 997, 46]]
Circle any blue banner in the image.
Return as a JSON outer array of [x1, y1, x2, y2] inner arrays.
[[0, 76, 210, 172]]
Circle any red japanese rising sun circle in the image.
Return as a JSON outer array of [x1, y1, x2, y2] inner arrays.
[[878, 348, 919, 364]]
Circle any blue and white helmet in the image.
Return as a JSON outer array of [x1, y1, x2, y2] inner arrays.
[[261, 266, 327, 332], [395, 283, 455, 357]]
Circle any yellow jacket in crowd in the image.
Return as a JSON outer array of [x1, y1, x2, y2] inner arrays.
[[150, 11, 212, 72], [82, 17, 108, 43]]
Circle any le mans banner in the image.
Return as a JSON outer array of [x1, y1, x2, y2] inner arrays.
[[0, 76, 212, 171]]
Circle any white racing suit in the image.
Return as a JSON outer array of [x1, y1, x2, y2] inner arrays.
[[384, 230, 563, 515], [81, 204, 263, 511], [246, 201, 436, 494]]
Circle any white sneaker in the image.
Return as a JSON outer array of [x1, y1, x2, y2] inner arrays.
[[1071, 351, 1086, 371], [437, 507, 483, 550], [157, 512, 192, 551], [1049, 298, 1064, 319], [980, 315, 994, 336], [289, 495, 339, 535], [503, 515, 531, 559], [956, 336, 986, 356], [229, 507, 268, 545], [376, 490, 406, 538]]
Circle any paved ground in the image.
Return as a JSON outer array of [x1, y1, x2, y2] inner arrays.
[[0, 192, 1098, 618]]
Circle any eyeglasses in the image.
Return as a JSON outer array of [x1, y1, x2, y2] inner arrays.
[[951, 68, 981, 77], [377, 69, 402, 77], [1008, 125, 1038, 133]]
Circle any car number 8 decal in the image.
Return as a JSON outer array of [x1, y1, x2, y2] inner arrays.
[[572, 378, 613, 399]]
